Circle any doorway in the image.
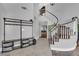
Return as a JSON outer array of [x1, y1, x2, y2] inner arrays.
[[39, 22, 47, 38]]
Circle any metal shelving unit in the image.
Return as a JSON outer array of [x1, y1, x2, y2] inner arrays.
[[2, 17, 36, 53]]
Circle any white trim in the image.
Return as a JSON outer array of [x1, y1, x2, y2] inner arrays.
[[50, 43, 77, 51]]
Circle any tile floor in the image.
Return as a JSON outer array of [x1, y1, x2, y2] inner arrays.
[[0, 38, 52, 56], [0, 38, 79, 56]]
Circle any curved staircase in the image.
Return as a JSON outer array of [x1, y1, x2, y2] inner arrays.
[[46, 11, 78, 51]]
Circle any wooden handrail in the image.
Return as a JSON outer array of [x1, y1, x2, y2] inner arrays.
[[51, 18, 76, 32], [46, 11, 59, 32]]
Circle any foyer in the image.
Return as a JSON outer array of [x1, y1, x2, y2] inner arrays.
[[0, 3, 79, 56]]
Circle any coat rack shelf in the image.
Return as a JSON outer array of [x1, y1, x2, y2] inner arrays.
[[2, 18, 36, 53]]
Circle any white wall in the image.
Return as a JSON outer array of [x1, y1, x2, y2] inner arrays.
[[0, 3, 34, 48], [33, 3, 50, 39], [47, 3, 79, 23], [0, 4, 7, 47], [33, 3, 41, 39]]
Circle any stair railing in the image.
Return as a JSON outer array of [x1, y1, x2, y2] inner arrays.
[[45, 10, 59, 44], [46, 10, 59, 32], [48, 17, 78, 45], [46, 10, 78, 45]]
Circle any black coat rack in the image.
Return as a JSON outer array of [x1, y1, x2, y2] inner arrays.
[[2, 17, 36, 53]]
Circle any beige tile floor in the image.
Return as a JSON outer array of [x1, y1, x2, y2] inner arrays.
[[0, 38, 79, 56], [0, 38, 52, 56]]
